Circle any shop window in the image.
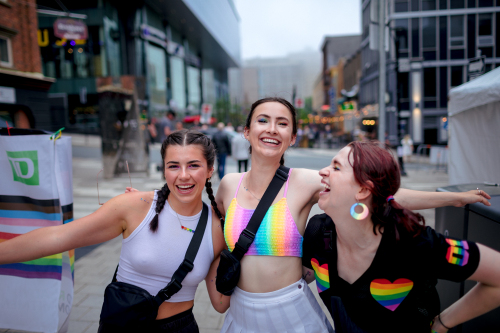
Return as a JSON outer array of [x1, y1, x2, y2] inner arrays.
[[450, 0, 465, 8], [39, 26, 104, 79], [450, 16, 465, 46], [187, 66, 201, 111], [147, 44, 167, 107], [422, 0, 436, 10], [170, 56, 186, 111], [395, 0, 409, 12], [439, 0, 448, 9], [0, 35, 12, 67], [468, 0, 476, 7]]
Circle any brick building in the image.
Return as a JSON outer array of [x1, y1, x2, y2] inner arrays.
[[0, 0, 54, 130]]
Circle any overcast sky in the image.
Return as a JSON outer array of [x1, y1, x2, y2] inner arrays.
[[233, 0, 361, 60]]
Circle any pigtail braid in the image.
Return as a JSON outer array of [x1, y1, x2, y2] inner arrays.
[[205, 179, 225, 227], [149, 183, 170, 232]]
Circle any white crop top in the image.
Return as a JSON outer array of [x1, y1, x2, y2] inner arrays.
[[116, 191, 214, 302]]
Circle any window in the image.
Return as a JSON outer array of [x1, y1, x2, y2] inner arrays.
[[147, 44, 167, 107], [423, 17, 437, 60], [411, 0, 419, 11], [440, 16, 448, 60], [478, 0, 493, 7], [422, 0, 436, 10], [451, 66, 463, 87], [478, 13, 494, 56], [450, 15, 465, 59], [478, 13, 493, 36], [468, 14, 476, 58], [468, 0, 476, 7], [450, 0, 465, 8], [170, 56, 186, 111], [412, 18, 420, 58], [187, 66, 201, 110], [395, 0, 409, 12], [440, 0, 448, 9], [0, 35, 12, 67], [439, 67, 448, 108], [395, 19, 409, 56], [423, 67, 437, 108]]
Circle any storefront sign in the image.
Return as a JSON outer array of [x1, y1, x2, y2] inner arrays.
[[140, 24, 168, 49], [54, 19, 88, 40], [0, 87, 16, 104]]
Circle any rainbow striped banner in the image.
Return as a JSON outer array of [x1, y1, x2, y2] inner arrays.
[[0, 135, 74, 332], [0, 195, 75, 280]]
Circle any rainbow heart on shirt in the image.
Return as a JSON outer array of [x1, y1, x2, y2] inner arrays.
[[370, 278, 413, 311], [311, 258, 329, 293]]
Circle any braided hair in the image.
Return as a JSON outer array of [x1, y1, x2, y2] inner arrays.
[[149, 129, 224, 232]]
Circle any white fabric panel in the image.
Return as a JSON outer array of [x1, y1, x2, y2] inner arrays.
[[449, 67, 500, 116], [448, 102, 500, 185]]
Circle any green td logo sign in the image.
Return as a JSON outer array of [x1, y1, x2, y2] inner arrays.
[[6, 150, 39, 186]]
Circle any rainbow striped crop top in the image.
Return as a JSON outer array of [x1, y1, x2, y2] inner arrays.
[[224, 170, 303, 257]]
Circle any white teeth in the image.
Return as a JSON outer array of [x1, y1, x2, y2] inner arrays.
[[323, 183, 330, 190], [177, 185, 194, 189], [262, 138, 279, 144]]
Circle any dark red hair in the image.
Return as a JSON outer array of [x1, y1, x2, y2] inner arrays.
[[347, 141, 425, 239]]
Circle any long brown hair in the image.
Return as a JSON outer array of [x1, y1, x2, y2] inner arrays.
[[347, 141, 425, 239]]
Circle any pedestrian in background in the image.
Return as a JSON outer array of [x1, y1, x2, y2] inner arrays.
[[159, 111, 176, 143], [175, 121, 184, 131], [211, 122, 232, 180], [231, 126, 250, 173], [401, 134, 414, 163], [225, 122, 235, 133]]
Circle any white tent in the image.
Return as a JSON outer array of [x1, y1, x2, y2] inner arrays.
[[448, 66, 500, 185]]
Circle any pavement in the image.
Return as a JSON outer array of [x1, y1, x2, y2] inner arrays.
[[0, 134, 449, 333]]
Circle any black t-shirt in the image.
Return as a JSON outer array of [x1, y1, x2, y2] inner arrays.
[[303, 214, 480, 333]]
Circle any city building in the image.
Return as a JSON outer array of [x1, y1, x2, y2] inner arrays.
[[321, 35, 362, 107], [36, 0, 240, 133], [0, 0, 55, 130], [359, 0, 500, 145], [231, 50, 321, 109]]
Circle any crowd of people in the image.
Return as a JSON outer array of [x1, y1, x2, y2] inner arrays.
[[0, 97, 498, 333]]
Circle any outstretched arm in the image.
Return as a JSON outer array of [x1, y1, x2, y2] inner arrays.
[[394, 188, 490, 211], [431, 244, 500, 332], [0, 194, 133, 265]]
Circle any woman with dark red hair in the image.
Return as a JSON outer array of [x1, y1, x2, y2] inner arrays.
[[303, 141, 500, 333]]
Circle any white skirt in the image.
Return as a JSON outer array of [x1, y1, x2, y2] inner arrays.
[[220, 279, 334, 333]]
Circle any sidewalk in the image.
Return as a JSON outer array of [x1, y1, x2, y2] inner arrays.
[[0, 134, 449, 333]]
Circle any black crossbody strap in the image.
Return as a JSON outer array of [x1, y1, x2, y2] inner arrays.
[[232, 165, 290, 260], [153, 202, 209, 304]]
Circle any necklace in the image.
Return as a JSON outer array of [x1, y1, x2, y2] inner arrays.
[[174, 209, 195, 233], [243, 181, 261, 201]]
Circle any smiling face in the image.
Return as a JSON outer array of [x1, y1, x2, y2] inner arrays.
[[244, 102, 296, 161], [163, 144, 213, 208], [318, 147, 361, 217]]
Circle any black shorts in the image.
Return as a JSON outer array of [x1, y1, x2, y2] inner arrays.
[[98, 307, 199, 333]]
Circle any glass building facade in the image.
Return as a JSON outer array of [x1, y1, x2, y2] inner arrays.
[[359, 0, 499, 144], [37, 0, 240, 133]]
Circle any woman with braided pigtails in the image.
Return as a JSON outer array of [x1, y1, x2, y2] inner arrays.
[[0, 129, 230, 332]]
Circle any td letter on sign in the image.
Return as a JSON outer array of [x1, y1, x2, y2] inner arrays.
[[6, 150, 39, 186]]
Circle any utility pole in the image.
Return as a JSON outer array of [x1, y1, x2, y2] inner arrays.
[[378, 0, 386, 143]]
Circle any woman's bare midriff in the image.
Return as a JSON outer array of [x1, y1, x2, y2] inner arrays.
[[157, 300, 194, 320], [237, 255, 303, 293]]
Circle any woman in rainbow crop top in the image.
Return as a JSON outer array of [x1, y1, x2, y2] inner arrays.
[[214, 97, 490, 333]]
